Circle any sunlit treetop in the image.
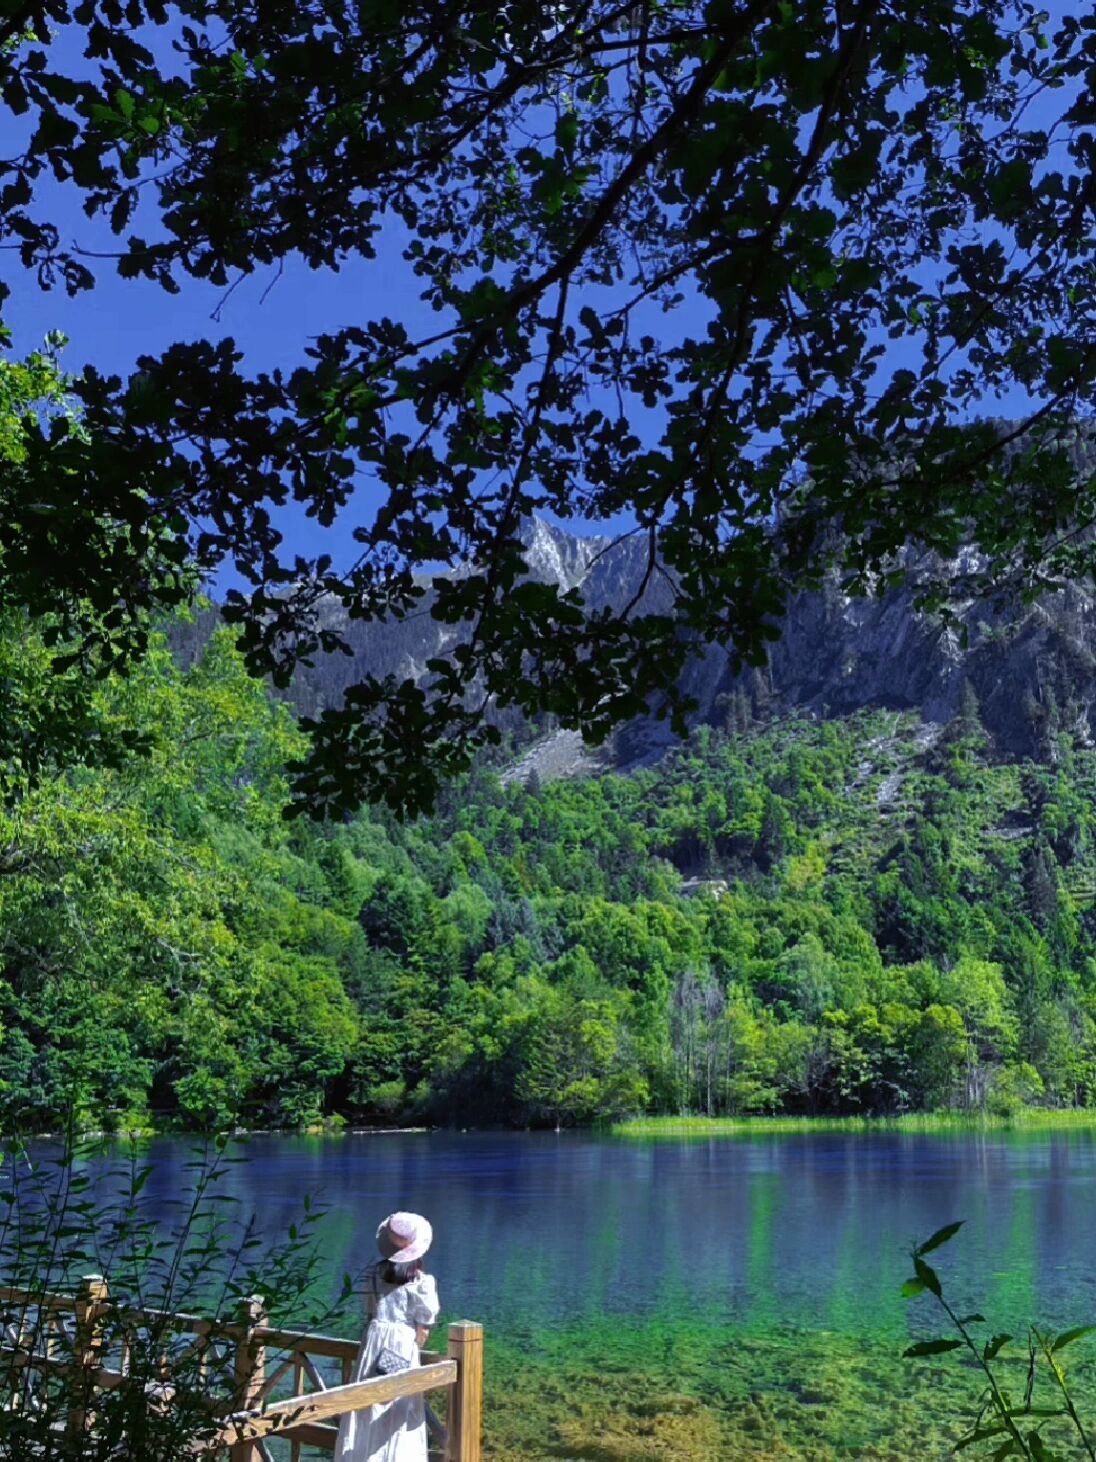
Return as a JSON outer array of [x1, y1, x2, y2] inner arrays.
[[4, 1, 1096, 814]]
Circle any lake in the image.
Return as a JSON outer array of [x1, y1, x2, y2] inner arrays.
[[62, 1128, 1096, 1458]]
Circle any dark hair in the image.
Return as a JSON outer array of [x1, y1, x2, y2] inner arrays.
[[382, 1258, 424, 1286]]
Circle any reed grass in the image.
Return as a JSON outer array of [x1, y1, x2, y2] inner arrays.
[[611, 1109, 1096, 1138]]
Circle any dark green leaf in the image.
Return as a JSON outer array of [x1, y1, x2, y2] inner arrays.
[[916, 1221, 964, 1256], [955, 1423, 1010, 1451], [1051, 1326, 1096, 1354], [903, 1339, 964, 1358], [913, 1257, 941, 1298]]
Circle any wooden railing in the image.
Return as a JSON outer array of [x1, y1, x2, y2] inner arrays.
[[0, 1278, 483, 1462]]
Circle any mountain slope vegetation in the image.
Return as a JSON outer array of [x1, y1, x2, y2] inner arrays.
[[3, 619, 1094, 1131]]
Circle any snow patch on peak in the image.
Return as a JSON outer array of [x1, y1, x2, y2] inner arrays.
[[521, 517, 610, 591]]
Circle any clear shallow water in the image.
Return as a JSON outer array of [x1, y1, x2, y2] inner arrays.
[[63, 1128, 1096, 1457], [127, 1128, 1096, 1337]]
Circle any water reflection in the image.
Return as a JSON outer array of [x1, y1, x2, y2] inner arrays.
[[54, 1128, 1096, 1342]]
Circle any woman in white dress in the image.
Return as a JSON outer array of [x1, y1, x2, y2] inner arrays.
[[335, 1212, 440, 1462]]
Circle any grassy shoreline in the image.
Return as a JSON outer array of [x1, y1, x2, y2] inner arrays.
[[611, 1109, 1096, 1138], [28, 1111, 1096, 1143]]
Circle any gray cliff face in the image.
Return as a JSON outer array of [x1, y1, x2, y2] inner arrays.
[[256, 518, 659, 719], [520, 517, 614, 593], [516, 527, 1096, 768], [725, 571, 1096, 758], [176, 518, 1096, 772]]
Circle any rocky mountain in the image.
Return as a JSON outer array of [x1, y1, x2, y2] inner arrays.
[[752, 566, 1095, 758], [519, 523, 1096, 777], [175, 516, 658, 715], [679, 554, 1095, 772], [175, 516, 1096, 781]]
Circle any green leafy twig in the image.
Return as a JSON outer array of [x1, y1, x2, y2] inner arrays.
[[1034, 1325, 1096, 1462], [901, 1221, 1096, 1459], [902, 1222, 1035, 1458]]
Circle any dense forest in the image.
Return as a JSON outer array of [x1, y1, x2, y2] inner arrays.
[[3, 609, 1095, 1133], [10, 0, 1096, 1137]]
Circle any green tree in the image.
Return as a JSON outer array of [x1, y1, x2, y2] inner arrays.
[[936, 955, 1018, 1109], [509, 979, 647, 1126], [909, 1004, 968, 1110], [0, 344, 189, 797], [0, 626, 366, 1130], [716, 990, 805, 1115]]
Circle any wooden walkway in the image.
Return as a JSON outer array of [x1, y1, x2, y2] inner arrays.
[[0, 1277, 483, 1460]]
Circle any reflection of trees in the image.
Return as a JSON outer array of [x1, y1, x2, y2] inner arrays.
[[71, 1130, 1096, 1364]]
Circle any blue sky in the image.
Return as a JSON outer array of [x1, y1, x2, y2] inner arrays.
[[7, 212, 440, 570], [5, 7, 1070, 589]]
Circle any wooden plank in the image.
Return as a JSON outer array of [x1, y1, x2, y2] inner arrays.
[[0, 1342, 393, 1417], [0, 1348, 152, 1394], [447, 1322, 483, 1462], [0, 1346, 61, 1373], [0, 1291, 359, 1356], [231, 1296, 266, 1462], [66, 1275, 109, 1442], [256, 1349, 303, 1402], [0, 1287, 76, 1312], [119, 1307, 221, 1338], [194, 1360, 457, 1450], [289, 1358, 304, 1462], [123, 1306, 357, 1346], [274, 1419, 337, 1449], [300, 1352, 327, 1393], [252, 1328, 358, 1360]]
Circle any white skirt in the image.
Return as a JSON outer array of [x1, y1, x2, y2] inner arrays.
[[333, 1320, 427, 1462]]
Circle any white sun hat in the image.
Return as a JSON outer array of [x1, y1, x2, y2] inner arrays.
[[376, 1211, 433, 1265]]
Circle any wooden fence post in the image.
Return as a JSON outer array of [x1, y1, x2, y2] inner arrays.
[[446, 1321, 483, 1462], [66, 1274, 109, 1443], [230, 1295, 267, 1462]]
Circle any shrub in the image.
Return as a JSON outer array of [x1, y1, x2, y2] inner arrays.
[[0, 1129, 352, 1460]]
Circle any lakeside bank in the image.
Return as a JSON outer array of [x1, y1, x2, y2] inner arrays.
[[15, 1125, 1096, 1457], [38, 1108, 1096, 1144]]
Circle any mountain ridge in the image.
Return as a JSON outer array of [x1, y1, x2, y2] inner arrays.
[[174, 515, 1096, 779]]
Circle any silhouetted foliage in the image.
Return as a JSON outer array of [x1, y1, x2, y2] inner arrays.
[[6, 4, 1096, 812]]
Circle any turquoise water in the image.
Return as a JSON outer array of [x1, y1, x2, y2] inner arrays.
[[152, 1128, 1096, 1337], [58, 1129, 1096, 1457]]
